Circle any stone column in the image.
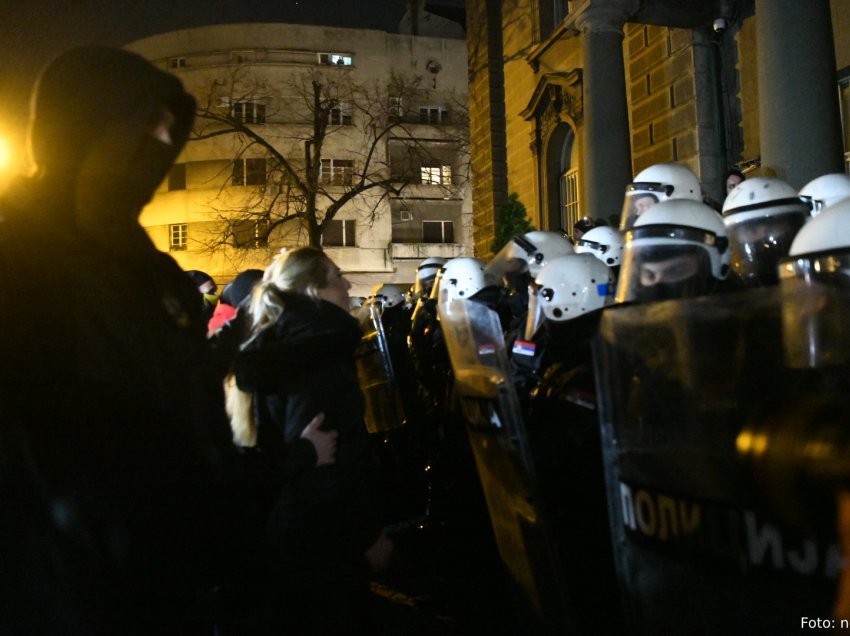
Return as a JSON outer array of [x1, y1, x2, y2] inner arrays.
[[756, 0, 843, 188], [576, 1, 636, 222]]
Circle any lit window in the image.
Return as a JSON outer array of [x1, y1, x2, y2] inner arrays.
[[422, 220, 454, 244], [329, 103, 352, 126], [419, 107, 447, 124], [231, 100, 266, 124], [233, 158, 267, 186], [168, 57, 187, 69], [318, 53, 353, 66], [168, 163, 186, 191], [320, 159, 354, 185], [420, 165, 452, 186], [322, 219, 356, 246], [169, 223, 188, 251]]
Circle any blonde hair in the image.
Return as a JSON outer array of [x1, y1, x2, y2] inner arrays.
[[244, 246, 331, 347], [227, 246, 332, 447]]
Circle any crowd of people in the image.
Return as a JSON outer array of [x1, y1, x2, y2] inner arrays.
[[3, 43, 850, 633]]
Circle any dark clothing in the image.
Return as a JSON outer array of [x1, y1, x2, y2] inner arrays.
[[234, 292, 384, 632], [0, 47, 234, 634], [525, 310, 621, 633]]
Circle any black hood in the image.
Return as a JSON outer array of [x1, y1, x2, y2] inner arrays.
[[25, 46, 195, 227]]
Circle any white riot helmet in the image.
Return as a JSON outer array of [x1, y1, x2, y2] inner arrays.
[[617, 199, 730, 304], [414, 256, 447, 297], [574, 226, 625, 268], [798, 173, 850, 218], [485, 230, 574, 283], [722, 176, 809, 287], [619, 163, 702, 231], [523, 230, 576, 277], [525, 253, 614, 339], [779, 198, 850, 369], [437, 257, 488, 305], [371, 283, 404, 309]]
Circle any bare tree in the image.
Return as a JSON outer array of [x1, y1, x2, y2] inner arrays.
[[191, 65, 467, 253]]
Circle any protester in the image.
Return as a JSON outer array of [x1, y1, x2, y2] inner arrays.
[[0, 46, 234, 632], [233, 247, 393, 633]]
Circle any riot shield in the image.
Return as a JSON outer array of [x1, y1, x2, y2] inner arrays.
[[438, 298, 574, 630], [354, 303, 406, 433], [594, 287, 840, 633]]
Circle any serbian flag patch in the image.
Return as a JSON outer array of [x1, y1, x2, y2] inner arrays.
[[512, 340, 536, 356], [478, 343, 497, 355]]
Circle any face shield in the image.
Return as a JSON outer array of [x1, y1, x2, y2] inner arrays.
[[726, 211, 808, 287], [617, 241, 714, 304], [524, 281, 548, 340], [779, 251, 850, 369], [619, 183, 670, 231], [484, 235, 536, 286], [414, 267, 440, 298], [428, 268, 445, 301]]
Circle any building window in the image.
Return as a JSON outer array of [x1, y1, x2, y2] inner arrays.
[[233, 158, 267, 186], [168, 163, 186, 191], [169, 223, 188, 251], [322, 219, 356, 246], [168, 57, 186, 69], [231, 100, 266, 124], [318, 53, 353, 66], [422, 220, 454, 243], [232, 219, 269, 249], [419, 106, 447, 124], [320, 159, 354, 185], [389, 96, 404, 119], [420, 164, 452, 186], [329, 103, 352, 126], [231, 50, 256, 64], [561, 167, 580, 233]]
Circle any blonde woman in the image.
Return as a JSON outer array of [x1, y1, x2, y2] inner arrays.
[[233, 247, 393, 632]]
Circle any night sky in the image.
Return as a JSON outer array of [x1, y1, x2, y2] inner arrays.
[[0, 0, 453, 156]]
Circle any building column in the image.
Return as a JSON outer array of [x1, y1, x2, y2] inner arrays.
[[756, 0, 843, 188], [576, 2, 636, 222]]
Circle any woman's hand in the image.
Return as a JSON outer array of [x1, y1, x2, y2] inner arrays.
[[364, 533, 395, 572], [299, 412, 337, 466]]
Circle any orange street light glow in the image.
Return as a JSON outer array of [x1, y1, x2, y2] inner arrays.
[[0, 136, 12, 172]]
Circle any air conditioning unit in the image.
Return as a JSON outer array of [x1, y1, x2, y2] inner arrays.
[[399, 209, 413, 222]]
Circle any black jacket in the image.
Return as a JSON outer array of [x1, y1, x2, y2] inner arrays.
[[0, 47, 234, 633], [234, 292, 383, 558]]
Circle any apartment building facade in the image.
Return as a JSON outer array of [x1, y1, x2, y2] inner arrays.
[[127, 22, 472, 294]]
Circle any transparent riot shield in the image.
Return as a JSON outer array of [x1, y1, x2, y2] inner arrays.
[[438, 298, 574, 630], [594, 287, 839, 633], [354, 303, 406, 433]]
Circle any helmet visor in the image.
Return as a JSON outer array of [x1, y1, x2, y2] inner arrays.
[[726, 212, 807, 287], [484, 235, 534, 284], [619, 183, 669, 231], [617, 243, 714, 303], [525, 282, 546, 340], [780, 268, 850, 369]]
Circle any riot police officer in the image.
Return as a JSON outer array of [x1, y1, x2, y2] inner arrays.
[[617, 198, 731, 303], [520, 254, 620, 631], [798, 173, 850, 218], [619, 162, 702, 231], [573, 224, 625, 284], [722, 176, 809, 288]]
